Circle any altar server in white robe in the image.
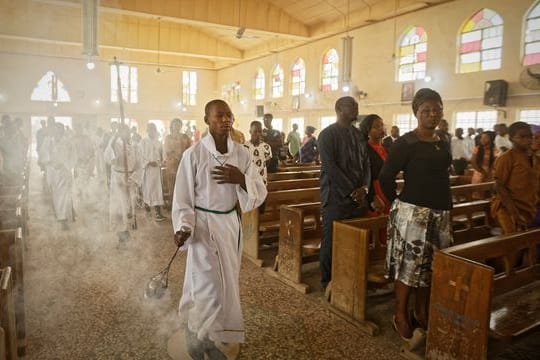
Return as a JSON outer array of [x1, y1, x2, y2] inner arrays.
[[41, 122, 76, 230], [139, 122, 165, 221], [172, 100, 267, 359], [104, 123, 142, 244]]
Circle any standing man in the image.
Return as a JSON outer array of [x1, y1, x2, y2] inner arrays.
[[139, 122, 165, 221], [262, 113, 283, 173], [40, 123, 76, 230], [164, 118, 192, 205], [104, 123, 142, 245], [318, 96, 371, 290], [451, 127, 471, 175], [383, 125, 400, 152], [286, 123, 301, 162], [36, 119, 47, 173], [494, 123, 512, 155], [172, 100, 267, 359]]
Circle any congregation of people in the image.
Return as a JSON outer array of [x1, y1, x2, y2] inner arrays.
[[1, 88, 540, 359]]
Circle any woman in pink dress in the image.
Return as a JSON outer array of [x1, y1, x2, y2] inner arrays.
[[470, 130, 495, 199]]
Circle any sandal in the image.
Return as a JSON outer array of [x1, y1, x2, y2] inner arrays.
[[392, 316, 426, 351]]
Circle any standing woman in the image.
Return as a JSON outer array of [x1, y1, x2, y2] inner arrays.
[[359, 114, 390, 218], [470, 130, 496, 199], [299, 126, 319, 164], [164, 118, 192, 202], [379, 88, 452, 344]]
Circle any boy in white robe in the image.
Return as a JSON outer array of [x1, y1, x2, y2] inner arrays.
[[139, 122, 165, 221], [172, 100, 267, 359], [104, 123, 142, 245], [41, 123, 76, 230]]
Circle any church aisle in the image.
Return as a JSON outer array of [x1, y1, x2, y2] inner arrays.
[[23, 164, 402, 359]]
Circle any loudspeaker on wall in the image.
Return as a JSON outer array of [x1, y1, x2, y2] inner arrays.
[[483, 80, 508, 107]]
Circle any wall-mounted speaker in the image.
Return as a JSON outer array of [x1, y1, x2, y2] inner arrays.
[[483, 80, 508, 107], [256, 105, 264, 117]]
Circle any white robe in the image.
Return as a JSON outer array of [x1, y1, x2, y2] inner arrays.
[[139, 136, 164, 207], [41, 136, 75, 221], [104, 137, 142, 232], [172, 134, 267, 344]]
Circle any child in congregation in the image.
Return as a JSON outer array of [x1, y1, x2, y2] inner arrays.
[[491, 122, 540, 234], [244, 120, 272, 213]]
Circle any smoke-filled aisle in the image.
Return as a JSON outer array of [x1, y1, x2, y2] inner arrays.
[[22, 159, 407, 359], [24, 160, 185, 359]]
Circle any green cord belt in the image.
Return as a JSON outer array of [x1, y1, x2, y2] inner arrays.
[[194, 205, 236, 214]]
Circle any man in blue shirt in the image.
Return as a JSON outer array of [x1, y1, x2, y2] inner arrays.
[[318, 96, 371, 290]]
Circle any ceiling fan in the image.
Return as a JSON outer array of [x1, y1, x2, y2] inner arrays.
[[519, 64, 540, 90]]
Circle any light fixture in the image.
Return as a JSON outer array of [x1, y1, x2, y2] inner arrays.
[[182, 107, 187, 112], [424, 75, 432, 83], [53, 101, 58, 107], [342, 84, 350, 92], [304, 93, 311, 99], [94, 99, 101, 105], [240, 99, 247, 105], [86, 61, 95, 70]]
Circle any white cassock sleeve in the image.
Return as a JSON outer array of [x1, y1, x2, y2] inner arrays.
[[236, 154, 267, 213], [171, 149, 196, 236]]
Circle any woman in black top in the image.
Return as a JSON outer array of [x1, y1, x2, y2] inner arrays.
[[379, 88, 452, 345]]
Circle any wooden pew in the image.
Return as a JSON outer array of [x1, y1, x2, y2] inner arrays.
[[324, 200, 495, 336], [242, 187, 320, 266], [329, 215, 390, 336], [451, 181, 494, 203], [267, 178, 319, 192], [426, 229, 540, 359], [0, 267, 17, 360], [277, 165, 320, 172], [265, 203, 322, 293], [451, 200, 492, 244], [0, 229, 25, 357], [267, 170, 319, 181]]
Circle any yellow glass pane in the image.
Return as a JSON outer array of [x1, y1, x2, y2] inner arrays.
[[462, 20, 476, 33], [400, 45, 414, 56], [460, 62, 480, 73]]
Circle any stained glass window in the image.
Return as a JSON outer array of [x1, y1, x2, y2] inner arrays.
[[524, 1, 540, 65], [458, 8, 503, 73], [321, 49, 339, 91], [182, 71, 197, 106], [398, 27, 427, 82], [272, 64, 284, 98], [31, 71, 71, 102], [253, 68, 265, 100], [110, 64, 138, 103], [291, 58, 306, 96]]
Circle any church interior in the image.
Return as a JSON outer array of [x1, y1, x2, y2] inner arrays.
[[1, 0, 540, 359]]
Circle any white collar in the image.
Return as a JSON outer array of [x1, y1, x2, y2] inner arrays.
[[201, 133, 234, 156]]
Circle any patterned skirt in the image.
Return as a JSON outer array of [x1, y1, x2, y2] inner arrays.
[[385, 199, 453, 288]]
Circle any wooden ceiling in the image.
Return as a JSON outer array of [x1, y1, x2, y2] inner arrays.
[[0, 0, 457, 69]]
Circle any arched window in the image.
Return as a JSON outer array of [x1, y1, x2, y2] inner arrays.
[[291, 58, 306, 96], [321, 49, 339, 92], [31, 71, 71, 102], [398, 26, 427, 82], [271, 64, 284, 98], [458, 8, 504, 73], [253, 68, 265, 100], [524, 1, 540, 65]]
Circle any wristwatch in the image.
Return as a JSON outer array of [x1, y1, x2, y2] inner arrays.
[[177, 225, 192, 236]]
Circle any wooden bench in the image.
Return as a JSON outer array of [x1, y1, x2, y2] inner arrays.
[[266, 178, 319, 192], [324, 200, 496, 336], [329, 215, 390, 335], [267, 170, 319, 181], [265, 203, 322, 293], [0, 267, 17, 360], [277, 165, 321, 172], [242, 187, 320, 266], [451, 200, 492, 244], [0, 229, 25, 357], [426, 228, 540, 359], [451, 181, 494, 203]]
